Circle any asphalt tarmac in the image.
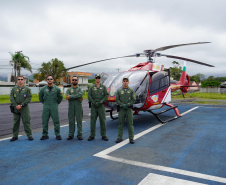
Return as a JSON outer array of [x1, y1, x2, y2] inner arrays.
[[0, 103, 226, 184], [0, 99, 91, 138]]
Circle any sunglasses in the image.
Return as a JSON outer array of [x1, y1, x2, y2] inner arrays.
[[17, 79, 24, 81], [72, 79, 78, 81], [95, 77, 100, 79], [47, 78, 53, 80]]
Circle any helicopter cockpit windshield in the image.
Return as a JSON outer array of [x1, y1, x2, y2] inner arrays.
[[103, 70, 149, 109]]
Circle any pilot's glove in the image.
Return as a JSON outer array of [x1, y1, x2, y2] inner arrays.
[[94, 101, 100, 108], [100, 100, 104, 104], [122, 104, 128, 109]]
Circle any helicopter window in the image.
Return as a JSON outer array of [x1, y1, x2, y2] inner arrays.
[[100, 73, 109, 84], [103, 73, 118, 88], [150, 71, 170, 94], [104, 71, 149, 98]]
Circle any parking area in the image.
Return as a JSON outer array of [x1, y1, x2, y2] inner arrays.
[[0, 104, 226, 184]]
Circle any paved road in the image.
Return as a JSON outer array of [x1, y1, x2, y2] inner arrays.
[[0, 99, 91, 138], [0, 104, 226, 184]]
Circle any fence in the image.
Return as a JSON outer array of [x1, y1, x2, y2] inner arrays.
[[0, 86, 86, 95], [200, 87, 226, 93]]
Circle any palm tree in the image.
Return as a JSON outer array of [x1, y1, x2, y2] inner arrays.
[[9, 52, 32, 83]]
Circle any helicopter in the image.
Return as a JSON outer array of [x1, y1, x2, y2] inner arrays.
[[65, 42, 214, 123]]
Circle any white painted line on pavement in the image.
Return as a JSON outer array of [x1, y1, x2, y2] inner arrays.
[[139, 173, 207, 185], [94, 124, 162, 156], [0, 135, 23, 141], [94, 106, 226, 184], [99, 155, 226, 184], [60, 124, 69, 127], [95, 107, 199, 157], [181, 106, 199, 116]]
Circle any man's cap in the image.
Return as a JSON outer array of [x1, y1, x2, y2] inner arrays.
[[123, 77, 129, 81], [95, 73, 101, 78]]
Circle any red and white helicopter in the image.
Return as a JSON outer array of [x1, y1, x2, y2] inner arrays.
[[65, 42, 214, 123]]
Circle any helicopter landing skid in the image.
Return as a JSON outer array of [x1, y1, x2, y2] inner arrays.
[[148, 103, 181, 124], [106, 110, 118, 120]]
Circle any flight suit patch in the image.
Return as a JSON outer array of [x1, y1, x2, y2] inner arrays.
[[46, 89, 49, 91], [16, 89, 19, 92], [14, 94, 16, 97], [24, 94, 27, 97], [70, 89, 74, 93], [121, 91, 124, 94]]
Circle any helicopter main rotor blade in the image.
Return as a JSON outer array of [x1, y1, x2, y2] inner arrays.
[[161, 54, 214, 67], [154, 42, 211, 53], [64, 54, 138, 71]]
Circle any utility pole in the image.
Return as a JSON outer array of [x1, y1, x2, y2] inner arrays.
[[116, 68, 120, 72]]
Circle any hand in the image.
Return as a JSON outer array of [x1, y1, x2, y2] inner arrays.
[[66, 95, 70, 100], [16, 105, 22, 110], [100, 100, 104, 104], [122, 104, 128, 109], [94, 102, 100, 108]]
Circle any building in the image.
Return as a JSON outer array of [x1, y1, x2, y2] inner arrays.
[[189, 81, 201, 92], [33, 71, 92, 91]]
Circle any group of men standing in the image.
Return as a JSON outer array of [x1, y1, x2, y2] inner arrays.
[[9, 74, 136, 144]]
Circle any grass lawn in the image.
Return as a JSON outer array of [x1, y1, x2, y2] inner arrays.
[[1, 91, 226, 104], [172, 91, 226, 100], [0, 92, 88, 104]]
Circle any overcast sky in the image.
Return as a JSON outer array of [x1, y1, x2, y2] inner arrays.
[[0, 0, 225, 78]]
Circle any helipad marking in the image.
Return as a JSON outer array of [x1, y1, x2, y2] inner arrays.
[[94, 106, 226, 184], [139, 173, 207, 185]]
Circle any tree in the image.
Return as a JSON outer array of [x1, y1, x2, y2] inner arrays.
[[170, 61, 182, 81], [206, 76, 215, 81], [201, 80, 221, 87], [88, 79, 95, 84], [9, 52, 32, 83], [34, 58, 67, 85], [190, 73, 205, 83], [215, 77, 226, 82]]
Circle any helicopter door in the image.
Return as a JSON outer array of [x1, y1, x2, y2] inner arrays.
[[149, 69, 171, 104]]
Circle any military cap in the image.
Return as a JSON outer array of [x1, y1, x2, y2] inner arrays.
[[122, 77, 129, 81], [95, 73, 101, 78]]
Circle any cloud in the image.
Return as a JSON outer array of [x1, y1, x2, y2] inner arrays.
[[0, 0, 225, 77]]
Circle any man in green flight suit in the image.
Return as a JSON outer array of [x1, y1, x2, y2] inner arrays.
[[88, 73, 109, 141], [115, 77, 136, 144], [66, 76, 84, 140], [10, 76, 33, 141], [39, 75, 63, 140]]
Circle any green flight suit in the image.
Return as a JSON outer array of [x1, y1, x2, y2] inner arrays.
[[66, 86, 84, 138], [116, 87, 136, 140], [88, 84, 109, 137], [10, 85, 32, 138], [39, 85, 63, 136]]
